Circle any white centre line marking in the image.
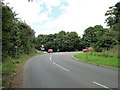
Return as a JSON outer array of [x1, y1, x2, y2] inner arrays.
[[50, 57, 51, 60], [93, 81, 111, 89], [53, 62, 69, 72]]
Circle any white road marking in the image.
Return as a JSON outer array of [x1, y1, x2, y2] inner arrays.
[[52, 53, 64, 54], [93, 81, 110, 89], [53, 62, 69, 72], [50, 57, 52, 61]]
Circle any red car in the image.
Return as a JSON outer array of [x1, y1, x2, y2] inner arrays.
[[83, 47, 92, 52], [48, 49, 53, 53], [83, 49, 89, 52]]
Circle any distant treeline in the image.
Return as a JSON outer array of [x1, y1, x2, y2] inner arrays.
[[35, 25, 118, 52], [35, 31, 83, 52]]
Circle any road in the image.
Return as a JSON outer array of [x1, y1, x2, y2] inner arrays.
[[23, 52, 118, 89]]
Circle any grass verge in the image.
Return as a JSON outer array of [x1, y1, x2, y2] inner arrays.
[[0, 63, 1, 87], [2, 52, 45, 87], [73, 52, 119, 68]]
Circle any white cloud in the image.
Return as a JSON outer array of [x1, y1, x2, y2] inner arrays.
[[4, 0, 43, 25], [39, 0, 61, 15], [35, 0, 120, 37], [42, 0, 60, 7], [3, 0, 120, 37]]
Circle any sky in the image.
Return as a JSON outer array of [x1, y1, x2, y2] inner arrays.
[[3, 0, 120, 37]]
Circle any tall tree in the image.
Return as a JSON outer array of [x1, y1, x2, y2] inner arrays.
[[65, 32, 80, 51], [82, 25, 108, 48], [35, 30, 82, 52], [2, 4, 17, 57], [105, 2, 120, 29], [105, 1, 120, 43], [2, 3, 36, 59]]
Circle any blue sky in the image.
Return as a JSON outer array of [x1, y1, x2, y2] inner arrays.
[[37, 0, 69, 24], [4, 0, 120, 37]]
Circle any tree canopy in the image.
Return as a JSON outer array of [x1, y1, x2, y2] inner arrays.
[[105, 2, 120, 29], [35, 31, 83, 52], [2, 3, 36, 60], [105, 1, 120, 43]]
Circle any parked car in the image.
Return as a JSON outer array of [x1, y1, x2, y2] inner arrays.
[[88, 47, 92, 51], [48, 49, 53, 53], [83, 49, 89, 52], [83, 47, 92, 52]]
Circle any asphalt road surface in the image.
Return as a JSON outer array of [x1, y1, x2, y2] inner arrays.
[[23, 52, 118, 89]]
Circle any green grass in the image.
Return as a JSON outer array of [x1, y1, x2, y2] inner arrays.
[[92, 45, 119, 58], [2, 52, 45, 87], [2, 78, 8, 86], [97, 45, 118, 58], [0, 79, 2, 86], [0, 64, 2, 71], [73, 52, 119, 68], [0, 63, 2, 87]]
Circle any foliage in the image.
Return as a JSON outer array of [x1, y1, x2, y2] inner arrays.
[[94, 35, 118, 51], [35, 31, 82, 52], [92, 45, 118, 58], [105, 1, 120, 44], [2, 2, 39, 87], [81, 2, 119, 52], [2, 3, 36, 60], [82, 25, 111, 51], [105, 2, 120, 28]]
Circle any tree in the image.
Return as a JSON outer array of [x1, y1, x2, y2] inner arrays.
[[35, 30, 82, 52], [2, 3, 36, 60], [17, 22, 35, 54], [94, 35, 118, 51], [55, 31, 66, 51], [105, 1, 120, 43], [81, 25, 118, 52], [82, 25, 108, 48], [105, 2, 120, 29], [2, 3, 17, 57], [65, 32, 80, 51]]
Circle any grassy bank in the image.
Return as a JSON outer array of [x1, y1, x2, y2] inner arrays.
[[73, 52, 119, 68], [94, 45, 118, 58], [2, 52, 45, 87], [0, 63, 1, 87]]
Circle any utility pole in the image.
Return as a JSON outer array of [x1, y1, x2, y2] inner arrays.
[[86, 47, 88, 58]]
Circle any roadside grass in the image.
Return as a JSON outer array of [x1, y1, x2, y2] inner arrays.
[[93, 45, 119, 58], [0, 64, 1, 87], [0, 63, 1, 71], [73, 52, 119, 68], [2, 52, 45, 87]]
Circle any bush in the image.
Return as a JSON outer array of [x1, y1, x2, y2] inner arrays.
[[92, 45, 118, 58]]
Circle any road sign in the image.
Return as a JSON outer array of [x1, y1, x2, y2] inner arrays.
[[57, 48, 59, 52], [41, 44, 44, 47], [41, 48, 45, 50], [86, 47, 88, 58]]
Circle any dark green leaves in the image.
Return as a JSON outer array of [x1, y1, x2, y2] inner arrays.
[[35, 31, 82, 52], [105, 2, 120, 29], [2, 3, 36, 60]]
